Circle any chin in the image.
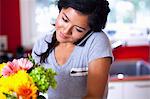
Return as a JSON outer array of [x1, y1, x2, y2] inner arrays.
[[57, 37, 67, 43]]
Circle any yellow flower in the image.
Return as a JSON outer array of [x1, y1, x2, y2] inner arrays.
[[0, 76, 13, 94], [0, 70, 38, 98], [9, 70, 38, 98], [0, 86, 12, 95], [0, 91, 6, 99], [0, 63, 6, 76], [12, 70, 34, 88]]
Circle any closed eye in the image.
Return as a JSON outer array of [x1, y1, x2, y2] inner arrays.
[[62, 17, 68, 22], [76, 28, 84, 32]]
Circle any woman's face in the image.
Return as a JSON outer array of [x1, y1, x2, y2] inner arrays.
[[55, 7, 90, 44]]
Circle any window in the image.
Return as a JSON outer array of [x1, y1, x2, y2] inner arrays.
[[105, 0, 150, 45], [35, 0, 59, 33], [107, 0, 150, 25]]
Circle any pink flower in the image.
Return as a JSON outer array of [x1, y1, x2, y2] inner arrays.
[[15, 58, 33, 70], [2, 61, 20, 77], [8, 60, 21, 72], [1, 65, 13, 77], [1, 58, 33, 77]]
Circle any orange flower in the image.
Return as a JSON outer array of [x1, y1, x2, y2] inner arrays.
[[16, 83, 38, 99]]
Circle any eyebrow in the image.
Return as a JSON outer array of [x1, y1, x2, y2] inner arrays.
[[63, 12, 86, 31]]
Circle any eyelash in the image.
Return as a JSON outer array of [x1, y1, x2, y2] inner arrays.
[[76, 28, 83, 32], [62, 16, 84, 33], [62, 17, 68, 22]]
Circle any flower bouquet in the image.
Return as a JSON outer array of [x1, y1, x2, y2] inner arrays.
[[0, 55, 57, 99]]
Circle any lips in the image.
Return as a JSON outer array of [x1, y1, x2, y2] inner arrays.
[[59, 32, 68, 39]]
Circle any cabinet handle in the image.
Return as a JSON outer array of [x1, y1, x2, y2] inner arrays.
[[109, 86, 115, 89], [135, 85, 150, 88]]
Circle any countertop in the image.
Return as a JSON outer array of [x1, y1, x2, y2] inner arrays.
[[109, 75, 150, 82]]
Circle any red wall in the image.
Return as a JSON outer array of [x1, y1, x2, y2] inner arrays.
[[0, 0, 2, 32], [113, 45, 150, 62], [0, 0, 21, 53]]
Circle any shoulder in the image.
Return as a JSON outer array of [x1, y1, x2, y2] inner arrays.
[[35, 26, 56, 46], [31, 33, 53, 63], [91, 31, 109, 41], [36, 33, 53, 47], [86, 31, 110, 46], [32, 31, 54, 54]]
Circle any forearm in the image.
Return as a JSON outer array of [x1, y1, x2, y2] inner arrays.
[[84, 58, 111, 99], [83, 95, 103, 99]]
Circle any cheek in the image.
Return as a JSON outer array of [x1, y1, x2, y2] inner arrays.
[[55, 16, 63, 29], [55, 19, 60, 29]]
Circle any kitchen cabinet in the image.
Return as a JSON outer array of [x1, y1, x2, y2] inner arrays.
[[124, 81, 150, 99], [108, 79, 150, 99], [107, 82, 123, 99]]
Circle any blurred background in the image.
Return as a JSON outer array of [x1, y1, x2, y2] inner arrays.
[[0, 0, 150, 99]]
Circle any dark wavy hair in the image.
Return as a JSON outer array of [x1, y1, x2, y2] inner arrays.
[[58, 0, 110, 31], [36, 0, 110, 63]]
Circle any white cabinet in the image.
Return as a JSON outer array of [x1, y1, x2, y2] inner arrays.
[[124, 81, 150, 99], [108, 82, 123, 99], [108, 80, 150, 99]]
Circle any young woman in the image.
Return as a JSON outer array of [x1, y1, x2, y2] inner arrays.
[[32, 0, 113, 99]]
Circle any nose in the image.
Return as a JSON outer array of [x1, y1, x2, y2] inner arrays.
[[63, 24, 73, 35]]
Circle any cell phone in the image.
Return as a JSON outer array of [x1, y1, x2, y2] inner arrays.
[[75, 30, 93, 46]]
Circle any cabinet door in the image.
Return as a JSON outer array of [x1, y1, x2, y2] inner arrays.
[[124, 81, 150, 99], [108, 82, 123, 99], [145, 81, 150, 99]]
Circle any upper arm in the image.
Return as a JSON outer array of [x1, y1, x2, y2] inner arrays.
[[84, 33, 113, 98], [85, 57, 112, 99]]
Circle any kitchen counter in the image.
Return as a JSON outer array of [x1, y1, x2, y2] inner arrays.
[[110, 75, 150, 82]]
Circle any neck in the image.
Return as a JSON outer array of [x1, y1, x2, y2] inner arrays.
[[58, 43, 75, 48]]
